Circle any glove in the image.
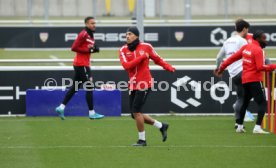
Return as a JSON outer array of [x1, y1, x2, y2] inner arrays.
[[213, 68, 223, 77], [89, 44, 100, 53]]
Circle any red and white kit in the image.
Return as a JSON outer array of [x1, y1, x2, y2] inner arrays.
[[71, 29, 95, 67], [119, 42, 174, 90], [220, 40, 276, 84]]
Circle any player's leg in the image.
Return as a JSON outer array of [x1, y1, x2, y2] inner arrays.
[[55, 66, 82, 120], [132, 89, 169, 144], [143, 114, 169, 142], [131, 89, 158, 126], [130, 90, 147, 146], [236, 83, 252, 133], [143, 114, 154, 124], [133, 112, 145, 137], [232, 72, 244, 127], [250, 82, 269, 134], [82, 67, 104, 119]]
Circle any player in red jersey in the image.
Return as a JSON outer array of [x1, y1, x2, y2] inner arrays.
[[215, 30, 276, 134], [55, 17, 104, 120], [119, 27, 175, 146]]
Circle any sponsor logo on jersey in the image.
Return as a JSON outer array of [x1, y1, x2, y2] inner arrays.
[[243, 49, 251, 55], [139, 50, 145, 55]]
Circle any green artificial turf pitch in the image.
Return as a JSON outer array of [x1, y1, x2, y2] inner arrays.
[[0, 116, 275, 168]]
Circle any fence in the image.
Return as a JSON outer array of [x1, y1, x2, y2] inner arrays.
[[1, 0, 276, 19], [1, 24, 276, 48]]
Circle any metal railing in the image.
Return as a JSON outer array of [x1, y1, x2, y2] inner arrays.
[[0, 58, 217, 63], [1, 19, 276, 26], [0, 58, 276, 63]]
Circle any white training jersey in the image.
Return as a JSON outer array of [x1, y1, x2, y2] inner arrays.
[[216, 34, 248, 78]]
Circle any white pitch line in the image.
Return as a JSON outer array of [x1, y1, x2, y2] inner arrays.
[[0, 117, 234, 122], [1, 145, 276, 149], [0, 113, 236, 118], [49, 55, 66, 66]]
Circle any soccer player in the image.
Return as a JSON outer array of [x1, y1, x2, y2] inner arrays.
[[215, 19, 253, 127], [119, 27, 175, 146], [55, 17, 104, 120], [214, 30, 276, 134]]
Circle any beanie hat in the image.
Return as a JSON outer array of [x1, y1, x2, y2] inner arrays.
[[127, 26, 139, 37]]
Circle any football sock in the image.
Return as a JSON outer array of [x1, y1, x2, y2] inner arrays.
[[89, 110, 95, 115], [138, 131, 146, 141], [238, 124, 244, 129], [153, 120, 162, 129], [59, 104, 65, 110], [254, 125, 261, 130]]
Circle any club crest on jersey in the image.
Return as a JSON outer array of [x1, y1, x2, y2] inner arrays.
[[175, 32, 184, 42], [139, 50, 145, 55], [39, 32, 49, 43], [126, 52, 132, 56]]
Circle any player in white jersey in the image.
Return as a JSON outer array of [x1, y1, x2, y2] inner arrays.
[[216, 19, 251, 128]]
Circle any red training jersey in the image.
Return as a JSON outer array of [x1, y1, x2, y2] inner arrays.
[[220, 40, 276, 84], [119, 42, 175, 90], [71, 29, 95, 67]]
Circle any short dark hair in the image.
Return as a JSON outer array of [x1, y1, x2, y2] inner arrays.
[[84, 16, 95, 23], [235, 19, 250, 32], [253, 30, 265, 40]]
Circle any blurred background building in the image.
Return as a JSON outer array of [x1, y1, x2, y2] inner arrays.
[[0, 0, 275, 20]]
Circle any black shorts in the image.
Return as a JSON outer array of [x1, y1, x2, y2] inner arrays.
[[129, 89, 151, 118], [73, 66, 92, 82], [73, 66, 94, 90]]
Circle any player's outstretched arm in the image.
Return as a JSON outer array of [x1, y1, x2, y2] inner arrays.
[[147, 45, 175, 72], [216, 45, 245, 76], [119, 50, 147, 70]]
